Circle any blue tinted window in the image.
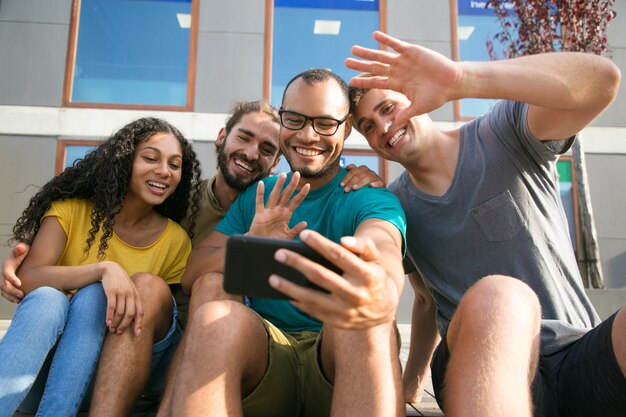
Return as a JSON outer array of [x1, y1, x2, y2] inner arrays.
[[271, 0, 380, 106], [65, 145, 96, 169], [457, 0, 507, 116], [71, 0, 192, 107]]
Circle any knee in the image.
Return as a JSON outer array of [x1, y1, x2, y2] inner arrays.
[[191, 273, 226, 300], [21, 286, 69, 328], [72, 282, 106, 307], [130, 273, 173, 327], [458, 275, 541, 332], [131, 272, 172, 305], [189, 301, 250, 340]]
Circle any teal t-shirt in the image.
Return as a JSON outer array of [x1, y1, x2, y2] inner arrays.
[[215, 168, 407, 332]]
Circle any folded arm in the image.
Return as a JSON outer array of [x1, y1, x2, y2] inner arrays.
[[18, 216, 143, 334], [19, 217, 107, 293]]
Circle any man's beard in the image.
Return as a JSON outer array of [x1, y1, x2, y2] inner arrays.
[[284, 150, 342, 180], [216, 143, 267, 191]]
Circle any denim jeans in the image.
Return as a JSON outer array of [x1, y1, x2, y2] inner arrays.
[[0, 283, 107, 417]]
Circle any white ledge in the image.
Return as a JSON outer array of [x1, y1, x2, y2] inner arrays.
[[1, 105, 625, 153]]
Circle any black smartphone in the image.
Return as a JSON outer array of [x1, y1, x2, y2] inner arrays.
[[224, 235, 342, 299]]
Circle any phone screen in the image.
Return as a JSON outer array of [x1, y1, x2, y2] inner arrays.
[[224, 235, 341, 299]]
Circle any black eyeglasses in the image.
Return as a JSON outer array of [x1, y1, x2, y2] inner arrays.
[[278, 108, 349, 136]]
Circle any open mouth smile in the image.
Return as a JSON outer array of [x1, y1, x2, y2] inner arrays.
[[147, 181, 167, 190], [234, 158, 253, 173], [295, 147, 324, 157], [388, 129, 406, 147]]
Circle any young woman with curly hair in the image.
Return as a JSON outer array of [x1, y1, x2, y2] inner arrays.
[[0, 117, 202, 417]]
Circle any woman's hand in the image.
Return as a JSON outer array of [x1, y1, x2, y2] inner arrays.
[[100, 261, 144, 336]]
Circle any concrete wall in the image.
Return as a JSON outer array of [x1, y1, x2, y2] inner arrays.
[[0, 0, 71, 106]]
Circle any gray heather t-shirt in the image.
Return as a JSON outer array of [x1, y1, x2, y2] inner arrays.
[[389, 100, 600, 355]]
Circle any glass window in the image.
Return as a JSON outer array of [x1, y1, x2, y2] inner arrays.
[[557, 157, 579, 252], [269, 0, 383, 106], [454, 0, 509, 118], [66, 0, 196, 108], [56, 141, 100, 175]]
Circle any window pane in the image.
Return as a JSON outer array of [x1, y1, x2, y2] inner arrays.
[[271, 0, 380, 106], [65, 145, 97, 169], [71, 0, 192, 106], [456, 0, 505, 116], [557, 159, 577, 251]]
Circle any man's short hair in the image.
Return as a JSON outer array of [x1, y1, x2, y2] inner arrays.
[[348, 73, 375, 115], [224, 99, 279, 136], [281, 68, 349, 108]]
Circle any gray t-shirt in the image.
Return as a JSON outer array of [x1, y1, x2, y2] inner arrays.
[[389, 100, 600, 355]]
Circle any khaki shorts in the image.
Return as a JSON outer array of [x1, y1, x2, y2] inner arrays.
[[242, 315, 333, 417]]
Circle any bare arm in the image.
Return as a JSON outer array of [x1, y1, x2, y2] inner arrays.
[[181, 230, 228, 294], [269, 218, 404, 329], [19, 216, 144, 335], [403, 271, 440, 403], [347, 31, 620, 141], [458, 52, 621, 140], [19, 217, 107, 293]]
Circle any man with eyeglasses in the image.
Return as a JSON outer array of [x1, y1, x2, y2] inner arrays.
[[158, 68, 407, 417]]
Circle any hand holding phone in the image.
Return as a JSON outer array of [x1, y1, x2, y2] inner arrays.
[[224, 235, 341, 299]]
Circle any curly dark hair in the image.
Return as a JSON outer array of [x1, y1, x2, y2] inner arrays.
[[11, 117, 203, 260]]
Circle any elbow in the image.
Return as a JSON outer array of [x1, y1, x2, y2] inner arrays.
[[415, 292, 435, 309], [599, 58, 621, 106], [15, 267, 37, 295]]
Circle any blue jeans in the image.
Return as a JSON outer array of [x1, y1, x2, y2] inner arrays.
[[0, 283, 107, 417]]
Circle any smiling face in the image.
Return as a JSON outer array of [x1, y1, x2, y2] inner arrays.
[[127, 132, 183, 207], [352, 88, 417, 163], [216, 111, 280, 191], [279, 77, 351, 186]]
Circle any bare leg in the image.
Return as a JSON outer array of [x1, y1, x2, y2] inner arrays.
[[163, 300, 268, 417], [443, 275, 541, 417], [322, 322, 404, 417], [157, 273, 239, 415], [89, 273, 173, 417]]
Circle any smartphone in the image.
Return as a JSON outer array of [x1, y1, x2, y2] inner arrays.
[[224, 235, 342, 299]]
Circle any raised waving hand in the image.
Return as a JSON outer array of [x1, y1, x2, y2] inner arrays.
[[247, 172, 311, 240], [346, 31, 460, 127]]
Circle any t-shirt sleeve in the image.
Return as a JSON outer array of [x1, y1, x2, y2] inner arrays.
[[161, 225, 193, 284], [42, 199, 73, 236], [487, 100, 574, 166], [349, 188, 407, 254]]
